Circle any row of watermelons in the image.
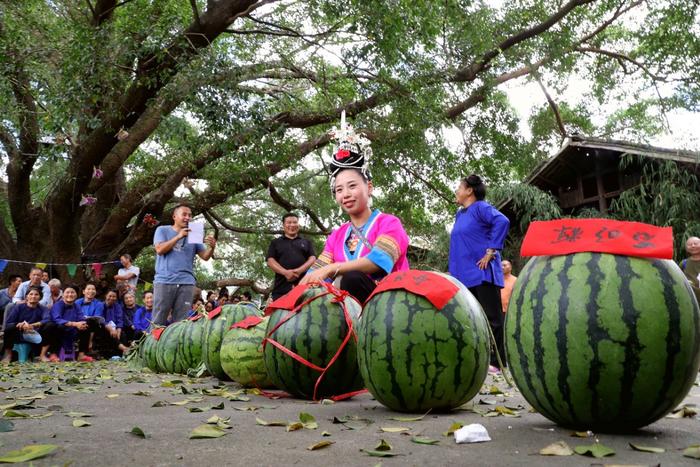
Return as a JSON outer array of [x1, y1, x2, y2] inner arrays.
[[138, 302, 273, 387], [135, 255, 700, 432]]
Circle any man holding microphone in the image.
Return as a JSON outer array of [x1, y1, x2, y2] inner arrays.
[[152, 204, 215, 326]]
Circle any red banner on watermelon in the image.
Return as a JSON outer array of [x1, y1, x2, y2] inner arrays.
[[188, 313, 203, 321], [207, 306, 223, 319], [365, 270, 459, 310], [230, 315, 264, 330], [520, 219, 673, 259], [264, 283, 316, 315], [151, 328, 165, 341]]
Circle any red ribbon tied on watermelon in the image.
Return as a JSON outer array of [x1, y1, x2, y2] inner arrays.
[[365, 270, 459, 310], [230, 315, 264, 330], [336, 149, 350, 160], [520, 219, 673, 259]]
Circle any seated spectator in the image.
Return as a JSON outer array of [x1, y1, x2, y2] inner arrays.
[[119, 292, 139, 353], [13, 268, 52, 307], [49, 285, 94, 362], [41, 271, 50, 283], [231, 294, 241, 304], [204, 301, 214, 313], [218, 295, 229, 306], [2, 287, 52, 363], [188, 296, 205, 318], [133, 291, 154, 333], [75, 283, 104, 318], [48, 279, 62, 306], [0, 275, 22, 325], [97, 290, 124, 357]]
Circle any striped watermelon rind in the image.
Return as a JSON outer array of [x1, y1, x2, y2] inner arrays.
[[155, 321, 187, 374], [505, 252, 700, 431], [358, 273, 491, 412], [177, 318, 205, 371], [202, 304, 263, 380], [139, 332, 160, 372], [263, 288, 364, 399], [220, 317, 274, 388]]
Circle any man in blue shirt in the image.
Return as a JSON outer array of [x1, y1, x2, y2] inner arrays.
[[152, 204, 216, 326]]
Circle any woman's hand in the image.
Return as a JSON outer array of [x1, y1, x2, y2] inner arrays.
[[476, 252, 494, 270], [300, 265, 335, 285]]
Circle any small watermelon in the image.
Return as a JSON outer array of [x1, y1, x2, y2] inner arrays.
[[505, 253, 700, 431], [202, 304, 262, 380], [263, 286, 363, 399], [220, 316, 274, 388], [357, 271, 491, 412]]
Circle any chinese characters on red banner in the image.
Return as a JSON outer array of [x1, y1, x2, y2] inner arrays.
[[521, 219, 672, 259]]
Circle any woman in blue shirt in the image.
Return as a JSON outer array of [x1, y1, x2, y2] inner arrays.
[[49, 285, 94, 362], [1, 287, 51, 363], [449, 175, 510, 373]]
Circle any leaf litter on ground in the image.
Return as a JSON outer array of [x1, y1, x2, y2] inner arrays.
[[0, 444, 58, 463], [539, 441, 574, 456]]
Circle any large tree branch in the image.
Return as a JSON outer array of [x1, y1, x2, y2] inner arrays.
[[216, 277, 271, 296], [452, 0, 596, 82], [534, 74, 567, 139], [52, 0, 262, 217], [265, 180, 330, 234]]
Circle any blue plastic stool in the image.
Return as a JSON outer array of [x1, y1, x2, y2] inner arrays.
[[59, 345, 76, 361], [12, 343, 32, 363]]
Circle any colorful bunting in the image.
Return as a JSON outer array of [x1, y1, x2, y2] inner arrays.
[[66, 264, 78, 277], [35, 262, 47, 270], [0, 260, 7, 273], [91, 263, 103, 277]]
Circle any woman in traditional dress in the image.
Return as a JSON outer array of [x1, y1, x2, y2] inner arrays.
[[448, 174, 509, 373], [300, 119, 409, 303]]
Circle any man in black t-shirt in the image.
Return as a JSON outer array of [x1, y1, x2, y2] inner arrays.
[[267, 213, 317, 299]]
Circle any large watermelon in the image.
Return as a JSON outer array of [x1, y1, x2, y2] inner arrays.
[[177, 317, 206, 371], [505, 252, 700, 431], [155, 321, 187, 374], [263, 286, 363, 399], [220, 316, 274, 388], [202, 304, 262, 380], [357, 271, 491, 412]]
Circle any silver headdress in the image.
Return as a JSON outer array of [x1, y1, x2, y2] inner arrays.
[[328, 111, 372, 191]]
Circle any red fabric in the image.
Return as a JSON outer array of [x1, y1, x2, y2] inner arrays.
[[188, 314, 203, 321], [230, 315, 264, 330], [365, 270, 459, 310], [207, 306, 223, 319], [336, 149, 350, 160], [520, 219, 673, 259], [151, 328, 164, 341], [91, 262, 102, 277], [265, 283, 316, 316]]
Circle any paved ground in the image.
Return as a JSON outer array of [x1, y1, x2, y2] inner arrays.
[[0, 361, 698, 466]]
